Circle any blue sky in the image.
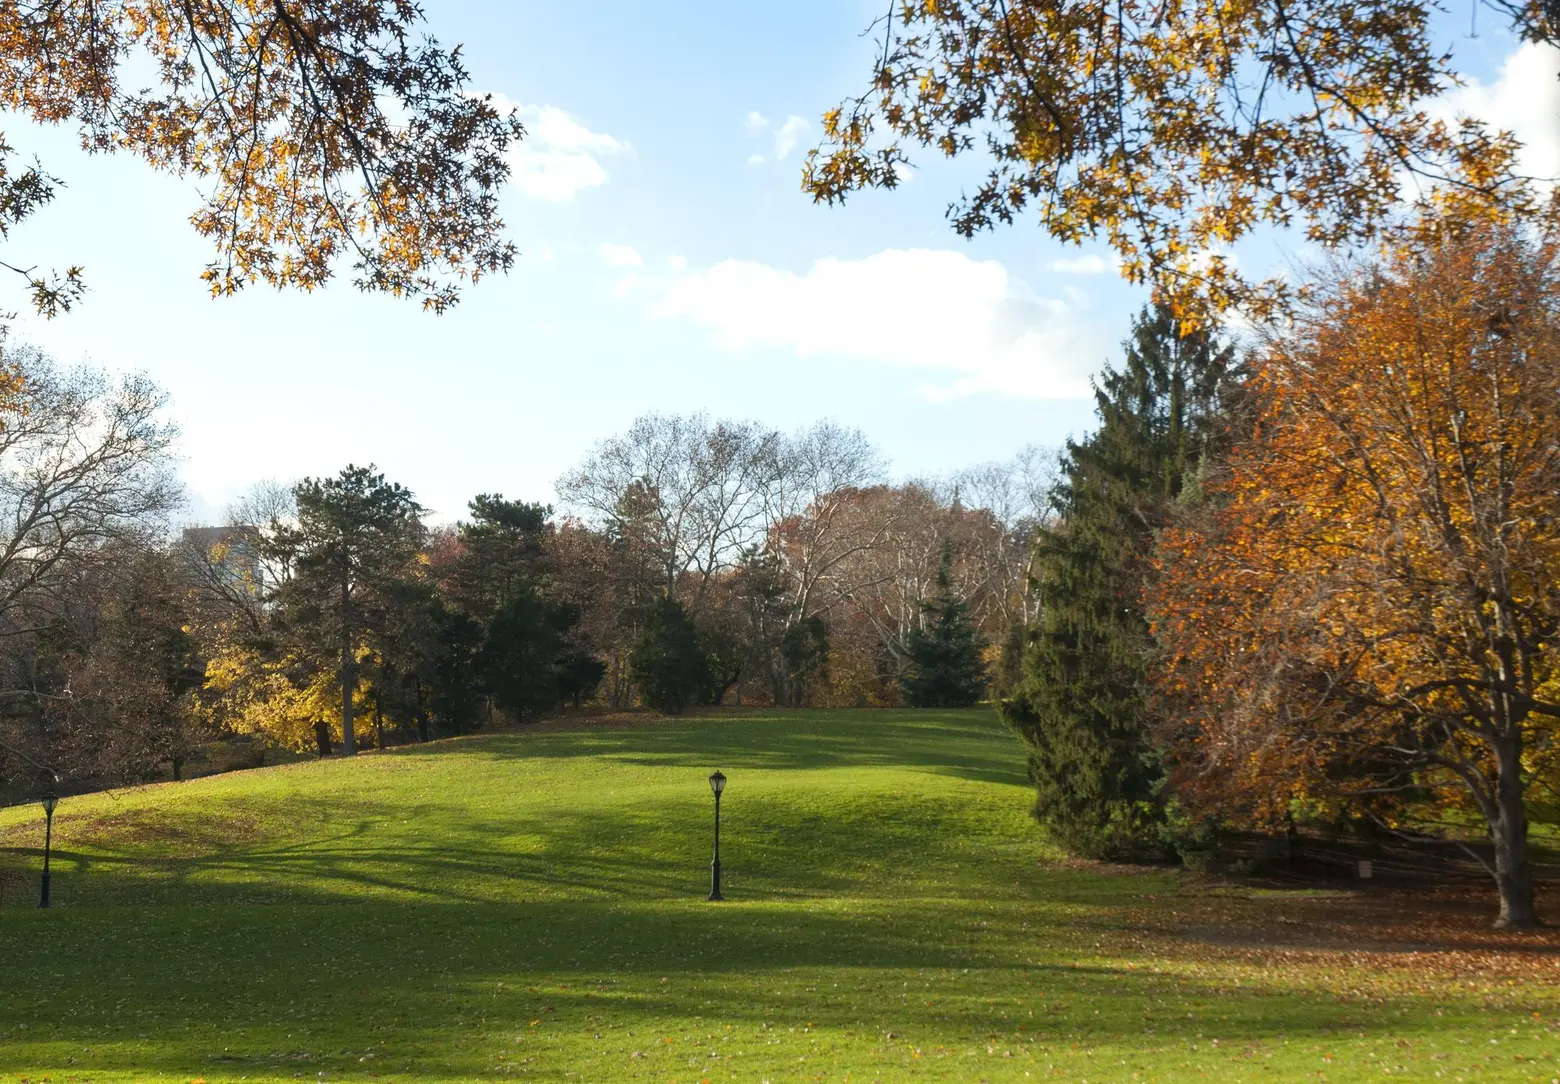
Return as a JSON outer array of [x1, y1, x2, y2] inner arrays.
[[5, 1, 1556, 524]]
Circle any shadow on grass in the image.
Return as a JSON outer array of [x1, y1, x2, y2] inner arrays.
[[0, 894, 1518, 1081], [1, 782, 1046, 909]]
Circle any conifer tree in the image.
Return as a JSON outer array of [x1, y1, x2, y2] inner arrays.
[[902, 542, 987, 708], [1002, 305, 1239, 857], [630, 596, 712, 715]]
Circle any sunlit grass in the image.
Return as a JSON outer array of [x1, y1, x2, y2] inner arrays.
[[0, 708, 1555, 1082]]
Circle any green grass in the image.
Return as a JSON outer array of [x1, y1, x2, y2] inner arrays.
[[0, 708, 1556, 1082]]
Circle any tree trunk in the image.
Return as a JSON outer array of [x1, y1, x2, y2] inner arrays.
[[340, 576, 356, 756], [375, 696, 385, 750], [314, 720, 333, 757], [171, 756, 183, 782], [1490, 733, 1539, 928]]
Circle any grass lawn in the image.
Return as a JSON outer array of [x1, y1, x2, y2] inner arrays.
[[1, 707, 1557, 1082]]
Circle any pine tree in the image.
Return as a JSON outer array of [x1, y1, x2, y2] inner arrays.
[[1001, 305, 1239, 858], [630, 596, 712, 715], [901, 542, 987, 708]]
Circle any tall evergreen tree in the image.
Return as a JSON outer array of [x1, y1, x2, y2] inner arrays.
[[901, 542, 987, 707], [445, 495, 596, 723], [630, 596, 711, 715], [276, 465, 426, 756], [1002, 305, 1240, 857]]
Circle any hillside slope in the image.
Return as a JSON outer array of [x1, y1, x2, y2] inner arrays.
[[1, 708, 1556, 1082]]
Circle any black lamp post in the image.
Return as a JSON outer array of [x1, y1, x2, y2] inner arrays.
[[707, 770, 726, 901], [39, 790, 57, 908]]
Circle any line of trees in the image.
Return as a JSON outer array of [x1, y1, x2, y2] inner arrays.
[[1005, 198, 1560, 930], [0, 376, 1042, 800]]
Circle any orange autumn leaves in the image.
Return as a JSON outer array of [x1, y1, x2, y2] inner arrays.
[[1152, 198, 1560, 832], [0, 0, 522, 314], [805, 0, 1544, 326]]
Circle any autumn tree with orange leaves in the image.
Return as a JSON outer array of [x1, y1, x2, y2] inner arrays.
[[806, 0, 1552, 321], [1153, 199, 1560, 928], [0, 0, 523, 325]]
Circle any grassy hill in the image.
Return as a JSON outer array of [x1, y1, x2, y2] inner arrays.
[[1, 708, 1556, 1082]]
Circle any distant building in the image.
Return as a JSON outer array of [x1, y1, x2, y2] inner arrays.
[[179, 525, 265, 597]]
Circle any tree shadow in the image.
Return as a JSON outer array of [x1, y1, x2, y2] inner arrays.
[[0, 893, 1526, 1081]]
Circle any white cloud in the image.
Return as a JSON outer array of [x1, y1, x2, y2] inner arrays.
[[773, 116, 810, 160], [667, 254, 689, 271], [1049, 253, 1114, 274], [598, 242, 644, 269], [653, 249, 1101, 399], [743, 112, 812, 163], [612, 275, 639, 300], [1437, 42, 1560, 182], [493, 97, 630, 201]]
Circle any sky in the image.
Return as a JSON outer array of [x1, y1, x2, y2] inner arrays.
[[4, 1, 1557, 525]]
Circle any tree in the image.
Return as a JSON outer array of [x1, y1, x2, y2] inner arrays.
[[440, 495, 592, 723], [901, 543, 987, 708], [557, 413, 781, 608], [629, 596, 711, 715], [0, 0, 524, 323], [274, 465, 425, 755], [480, 590, 571, 722], [5, 543, 204, 786], [1004, 305, 1239, 858], [0, 351, 180, 787], [806, 1, 1547, 320], [87, 549, 205, 780], [1153, 201, 1560, 927], [0, 353, 179, 627], [373, 577, 485, 742], [445, 495, 551, 621]]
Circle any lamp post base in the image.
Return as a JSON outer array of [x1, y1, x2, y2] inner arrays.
[[708, 860, 722, 901], [38, 871, 50, 909]]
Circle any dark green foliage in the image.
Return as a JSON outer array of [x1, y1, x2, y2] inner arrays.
[[901, 543, 986, 708], [989, 620, 1027, 702], [449, 495, 599, 721], [1002, 305, 1240, 859], [480, 589, 572, 722], [779, 616, 830, 706], [556, 651, 607, 708], [423, 604, 486, 736], [449, 494, 550, 620], [630, 596, 711, 714], [375, 580, 486, 740]]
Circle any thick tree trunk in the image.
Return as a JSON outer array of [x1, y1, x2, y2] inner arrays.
[[1490, 734, 1538, 928], [375, 697, 384, 750]]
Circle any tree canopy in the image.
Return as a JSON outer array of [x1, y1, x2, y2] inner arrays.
[[1153, 199, 1560, 926], [805, 0, 1551, 320], [1005, 305, 1240, 858], [0, 0, 523, 322]]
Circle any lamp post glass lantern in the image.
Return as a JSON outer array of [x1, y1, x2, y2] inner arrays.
[[708, 771, 726, 901], [39, 791, 57, 908]]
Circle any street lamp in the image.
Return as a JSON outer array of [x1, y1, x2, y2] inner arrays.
[[39, 790, 57, 909], [707, 770, 726, 902]]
